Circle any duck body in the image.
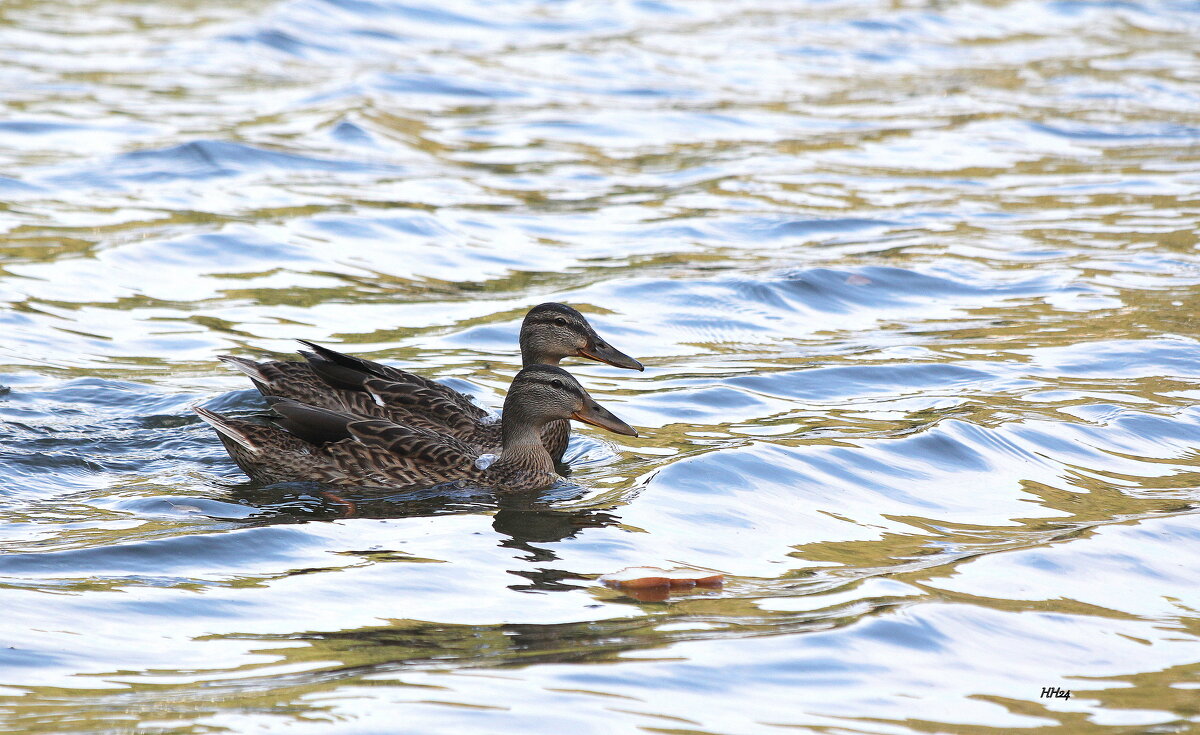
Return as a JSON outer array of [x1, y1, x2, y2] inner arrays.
[[196, 365, 638, 492], [219, 303, 640, 462], [194, 403, 560, 491]]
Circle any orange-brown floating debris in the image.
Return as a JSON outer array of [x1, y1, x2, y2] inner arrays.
[[600, 567, 724, 601], [845, 274, 872, 286]]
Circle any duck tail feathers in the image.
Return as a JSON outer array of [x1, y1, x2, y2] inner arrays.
[[217, 355, 266, 380], [217, 355, 272, 394], [193, 406, 259, 453]]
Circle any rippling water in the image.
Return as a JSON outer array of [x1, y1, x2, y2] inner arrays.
[[3, 0, 1200, 732]]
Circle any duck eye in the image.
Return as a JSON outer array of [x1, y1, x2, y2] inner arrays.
[[550, 379, 564, 389], [553, 317, 567, 327]]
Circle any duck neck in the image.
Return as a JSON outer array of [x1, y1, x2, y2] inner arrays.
[[497, 403, 556, 474], [518, 339, 562, 367]]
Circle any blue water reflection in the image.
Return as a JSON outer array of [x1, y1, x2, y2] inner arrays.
[[2, 0, 1200, 732]]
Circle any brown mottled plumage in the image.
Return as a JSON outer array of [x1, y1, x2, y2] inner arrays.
[[195, 365, 638, 492], [218, 303, 642, 462]]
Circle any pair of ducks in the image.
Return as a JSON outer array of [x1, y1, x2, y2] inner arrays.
[[196, 303, 643, 492]]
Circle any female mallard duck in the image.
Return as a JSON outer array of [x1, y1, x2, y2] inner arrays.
[[218, 303, 642, 462], [194, 364, 637, 492]]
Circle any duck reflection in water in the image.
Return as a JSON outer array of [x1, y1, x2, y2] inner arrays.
[[228, 478, 622, 582]]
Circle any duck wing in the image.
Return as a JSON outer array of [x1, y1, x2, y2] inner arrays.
[[299, 340, 488, 421], [268, 398, 481, 487], [218, 350, 491, 438], [303, 351, 495, 441]]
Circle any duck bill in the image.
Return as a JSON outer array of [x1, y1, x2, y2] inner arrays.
[[579, 340, 644, 371], [571, 402, 639, 437]]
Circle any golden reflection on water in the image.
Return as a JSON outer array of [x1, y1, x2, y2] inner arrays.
[[2, 0, 1200, 732]]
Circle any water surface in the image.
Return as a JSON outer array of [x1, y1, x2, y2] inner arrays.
[[2, 0, 1200, 732]]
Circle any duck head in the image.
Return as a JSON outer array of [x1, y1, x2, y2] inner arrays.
[[501, 364, 638, 443], [518, 303, 643, 371]]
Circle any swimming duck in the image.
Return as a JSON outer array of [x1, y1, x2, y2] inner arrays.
[[194, 364, 638, 491], [218, 303, 642, 462]]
